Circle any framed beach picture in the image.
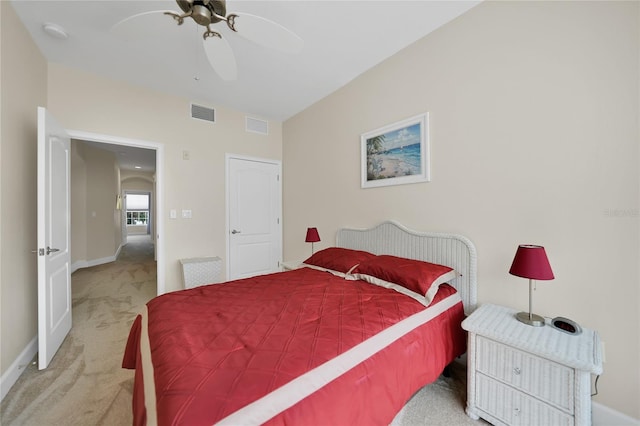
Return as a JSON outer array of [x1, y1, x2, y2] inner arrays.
[[361, 113, 429, 189]]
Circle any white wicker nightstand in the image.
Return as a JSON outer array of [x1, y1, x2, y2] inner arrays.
[[462, 303, 602, 426]]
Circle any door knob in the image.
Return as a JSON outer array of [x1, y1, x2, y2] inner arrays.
[[231, 229, 241, 234], [46, 246, 60, 255]]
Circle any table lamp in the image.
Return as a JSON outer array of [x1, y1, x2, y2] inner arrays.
[[305, 227, 320, 255], [509, 244, 554, 327]]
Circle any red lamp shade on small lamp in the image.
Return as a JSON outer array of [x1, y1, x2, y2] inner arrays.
[[509, 245, 554, 327], [305, 227, 320, 254]]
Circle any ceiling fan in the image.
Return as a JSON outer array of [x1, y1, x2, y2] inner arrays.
[[112, 0, 304, 81]]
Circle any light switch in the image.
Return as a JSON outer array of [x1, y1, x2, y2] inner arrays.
[[170, 209, 177, 219], [182, 209, 192, 219]]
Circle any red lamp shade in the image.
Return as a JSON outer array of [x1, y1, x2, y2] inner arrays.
[[305, 227, 320, 243], [509, 245, 554, 280]]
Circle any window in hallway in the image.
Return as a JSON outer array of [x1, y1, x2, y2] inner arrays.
[[126, 193, 149, 226]]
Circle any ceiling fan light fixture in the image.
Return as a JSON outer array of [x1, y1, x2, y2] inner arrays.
[[191, 4, 212, 26]]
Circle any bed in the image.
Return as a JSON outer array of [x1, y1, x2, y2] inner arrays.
[[123, 220, 477, 425]]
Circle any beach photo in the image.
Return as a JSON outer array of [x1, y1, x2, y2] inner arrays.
[[361, 113, 430, 188]]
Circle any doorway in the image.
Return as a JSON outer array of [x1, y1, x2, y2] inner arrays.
[[69, 129, 165, 294], [35, 108, 165, 372]]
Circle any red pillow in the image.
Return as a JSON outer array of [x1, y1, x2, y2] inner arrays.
[[303, 247, 376, 274], [350, 255, 458, 305]]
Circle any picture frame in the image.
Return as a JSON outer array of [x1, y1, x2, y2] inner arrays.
[[361, 113, 430, 189]]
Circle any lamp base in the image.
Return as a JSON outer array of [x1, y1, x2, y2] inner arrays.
[[516, 311, 545, 327]]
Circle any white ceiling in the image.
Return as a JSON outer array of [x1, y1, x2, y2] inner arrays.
[[80, 140, 157, 173], [11, 0, 480, 171]]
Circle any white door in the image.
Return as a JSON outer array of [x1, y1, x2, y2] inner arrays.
[[227, 156, 281, 280], [37, 107, 72, 370]]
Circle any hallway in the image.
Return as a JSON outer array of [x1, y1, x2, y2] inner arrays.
[[0, 235, 156, 425]]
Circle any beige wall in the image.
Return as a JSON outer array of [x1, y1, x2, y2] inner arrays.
[[83, 143, 121, 261], [126, 225, 147, 235], [121, 174, 154, 192], [0, 2, 47, 376], [283, 1, 639, 418], [47, 63, 283, 290], [70, 141, 122, 265], [70, 141, 87, 264]]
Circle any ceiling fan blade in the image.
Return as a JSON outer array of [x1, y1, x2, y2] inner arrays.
[[110, 10, 181, 41], [229, 13, 304, 54], [202, 36, 237, 81]]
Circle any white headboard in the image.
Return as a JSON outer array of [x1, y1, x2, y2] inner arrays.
[[336, 221, 477, 314]]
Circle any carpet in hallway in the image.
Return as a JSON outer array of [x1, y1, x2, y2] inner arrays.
[[1, 236, 156, 425]]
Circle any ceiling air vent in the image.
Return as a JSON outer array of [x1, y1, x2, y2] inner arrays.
[[191, 104, 215, 123], [246, 116, 269, 135]]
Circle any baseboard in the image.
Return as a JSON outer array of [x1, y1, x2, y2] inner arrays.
[[0, 336, 37, 402], [71, 260, 87, 274], [71, 245, 122, 274], [593, 402, 640, 426]]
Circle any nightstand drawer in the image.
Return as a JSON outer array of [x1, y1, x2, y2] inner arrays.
[[476, 373, 574, 426], [476, 336, 574, 413]]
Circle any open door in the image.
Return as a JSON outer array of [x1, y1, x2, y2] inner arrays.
[[37, 107, 72, 369]]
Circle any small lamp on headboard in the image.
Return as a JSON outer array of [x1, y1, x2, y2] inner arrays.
[[305, 227, 320, 255], [509, 244, 554, 327]]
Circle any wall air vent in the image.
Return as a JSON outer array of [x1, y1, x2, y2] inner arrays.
[[246, 116, 269, 135], [191, 104, 215, 123]]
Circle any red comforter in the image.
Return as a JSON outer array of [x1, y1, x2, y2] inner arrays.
[[123, 267, 466, 425]]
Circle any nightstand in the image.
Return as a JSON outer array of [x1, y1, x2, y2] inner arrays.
[[280, 260, 303, 271], [462, 303, 602, 426]]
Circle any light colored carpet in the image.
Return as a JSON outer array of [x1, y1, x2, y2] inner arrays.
[[391, 360, 483, 426], [1, 235, 481, 425], [1, 235, 157, 426]]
